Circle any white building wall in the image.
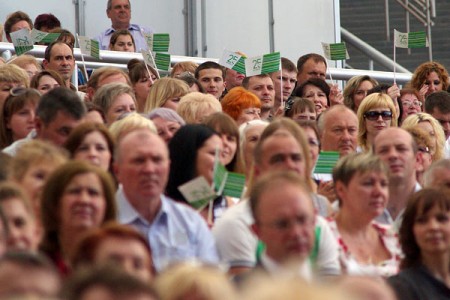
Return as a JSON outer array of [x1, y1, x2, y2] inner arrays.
[[1, 0, 339, 64]]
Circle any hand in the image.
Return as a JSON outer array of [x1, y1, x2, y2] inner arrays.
[[387, 83, 400, 100], [273, 102, 285, 119], [419, 82, 429, 102], [329, 84, 344, 106], [318, 180, 337, 203]]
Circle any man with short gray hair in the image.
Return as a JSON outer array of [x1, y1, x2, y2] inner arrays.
[[96, 0, 152, 51]]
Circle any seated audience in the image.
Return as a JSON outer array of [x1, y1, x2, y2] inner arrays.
[[93, 83, 137, 126], [0, 251, 61, 299], [343, 75, 378, 113], [72, 222, 154, 282], [357, 93, 398, 152], [109, 29, 136, 52], [388, 188, 450, 299], [147, 108, 185, 144], [144, 77, 189, 113], [30, 70, 65, 95], [176, 92, 222, 124], [10, 140, 68, 219], [331, 152, 401, 277], [0, 181, 41, 252], [40, 161, 117, 275], [221, 87, 262, 126], [63, 265, 159, 300], [0, 88, 40, 149], [204, 112, 240, 172], [127, 59, 158, 112], [64, 122, 115, 172]]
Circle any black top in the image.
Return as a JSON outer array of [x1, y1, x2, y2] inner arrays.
[[388, 264, 450, 300]]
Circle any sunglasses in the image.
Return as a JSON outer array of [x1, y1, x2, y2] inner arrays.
[[364, 111, 393, 121]]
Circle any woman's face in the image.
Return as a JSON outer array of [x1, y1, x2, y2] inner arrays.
[[37, 75, 60, 95], [417, 121, 437, 155], [413, 204, 450, 255], [337, 171, 388, 218], [23, 63, 39, 79], [364, 107, 392, 139], [292, 108, 316, 121], [18, 162, 60, 219], [85, 110, 105, 124], [111, 34, 135, 52], [59, 172, 106, 231], [400, 93, 422, 120], [0, 198, 40, 252], [133, 73, 156, 110], [0, 82, 23, 110], [7, 102, 37, 141], [302, 84, 328, 115], [219, 132, 238, 166], [94, 236, 153, 283], [106, 93, 136, 126], [236, 107, 261, 126], [423, 71, 443, 96], [243, 124, 266, 170], [162, 97, 181, 111], [74, 131, 112, 171], [152, 116, 181, 144], [196, 135, 223, 184], [303, 127, 320, 166], [353, 80, 374, 110]]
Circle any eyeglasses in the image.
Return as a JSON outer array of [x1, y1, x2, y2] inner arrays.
[[418, 146, 430, 154], [364, 111, 392, 121], [9, 86, 27, 97], [402, 101, 422, 108]]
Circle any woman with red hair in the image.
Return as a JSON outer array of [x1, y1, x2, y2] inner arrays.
[[221, 87, 261, 125]]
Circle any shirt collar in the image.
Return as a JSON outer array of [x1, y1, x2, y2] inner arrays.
[[105, 24, 140, 35]]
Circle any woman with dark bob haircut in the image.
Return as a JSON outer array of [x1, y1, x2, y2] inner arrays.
[[40, 161, 117, 275], [167, 124, 231, 225], [63, 122, 115, 172], [294, 78, 330, 116], [388, 188, 450, 299]]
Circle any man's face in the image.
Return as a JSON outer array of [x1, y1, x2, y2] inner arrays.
[[270, 69, 297, 102], [36, 111, 83, 146], [107, 0, 131, 28], [114, 131, 170, 206], [256, 132, 306, 178], [320, 109, 358, 156], [247, 76, 275, 111], [374, 128, 417, 184], [426, 167, 450, 189], [431, 107, 450, 139], [197, 68, 225, 99], [43, 43, 75, 83], [225, 69, 245, 90], [297, 58, 326, 85], [252, 181, 315, 263]]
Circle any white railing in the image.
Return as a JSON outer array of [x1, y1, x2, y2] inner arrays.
[[0, 42, 412, 85]]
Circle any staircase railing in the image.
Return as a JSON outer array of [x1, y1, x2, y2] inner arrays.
[[341, 27, 411, 73], [385, 0, 435, 60]]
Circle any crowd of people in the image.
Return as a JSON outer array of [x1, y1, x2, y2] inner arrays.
[[0, 1, 449, 300]]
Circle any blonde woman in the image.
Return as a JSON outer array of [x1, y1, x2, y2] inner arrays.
[[401, 112, 445, 161], [144, 77, 189, 113], [357, 93, 398, 152], [176, 92, 222, 124]]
